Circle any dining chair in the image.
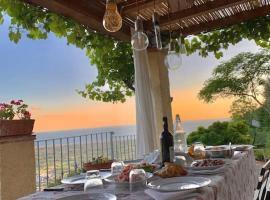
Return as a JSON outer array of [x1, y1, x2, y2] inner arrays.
[[254, 159, 270, 200]]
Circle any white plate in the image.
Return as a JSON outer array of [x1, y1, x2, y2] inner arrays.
[[189, 159, 226, 170], [233, 145, 253, 151], [57, 193, 116, 200], [147, 176, 211, 192], [61, 171, 111, 185]]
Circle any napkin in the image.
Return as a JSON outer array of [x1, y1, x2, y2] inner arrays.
[[143, 150, 161, 164], [145, 189, 201, 200]]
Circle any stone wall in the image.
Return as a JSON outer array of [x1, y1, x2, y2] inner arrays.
[[0, 135, 36, 200]]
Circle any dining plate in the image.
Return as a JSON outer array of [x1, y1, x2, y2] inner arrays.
[[56, 193, 116, 200], [61, 171, 111, 185], [147, 176, 211, 192], [233, 145, 253, 151], [189, 159, 226, 170]]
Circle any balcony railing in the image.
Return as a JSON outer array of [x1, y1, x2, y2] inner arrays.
[[35, 131, 136, 190]]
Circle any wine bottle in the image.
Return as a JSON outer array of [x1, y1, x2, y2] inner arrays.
[[160, 117, 174, 165]]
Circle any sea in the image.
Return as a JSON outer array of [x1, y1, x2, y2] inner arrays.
[[35, 118, 228, 141]]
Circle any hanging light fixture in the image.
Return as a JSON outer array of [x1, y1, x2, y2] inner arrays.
[[152, 0, 162, 49], [103, 0, 122, 32], [164, 2, 182, 70], [131, 0, 149, 51]]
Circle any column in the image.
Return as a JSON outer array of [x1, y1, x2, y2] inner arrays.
[[147, 49, 173, 137], [0, 135, 36, 200]]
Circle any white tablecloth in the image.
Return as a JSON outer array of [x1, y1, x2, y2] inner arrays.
[[19, 149, 258, 200]]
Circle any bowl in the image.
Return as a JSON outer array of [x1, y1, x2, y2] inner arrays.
[[205, 146, 233, 158], [83, 161, 113, 171]]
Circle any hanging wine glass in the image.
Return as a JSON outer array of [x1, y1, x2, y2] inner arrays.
[[178, 34, 187, 55], [164, 2, 182, 70], [131, 1, 149, 52], [131, 17, 149, 51], [165, 39, 182, 70], [103, 0, 122, 32], [152, 0, 162, 49]]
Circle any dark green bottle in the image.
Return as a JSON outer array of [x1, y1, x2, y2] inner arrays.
[[160, 117, 174, 165]]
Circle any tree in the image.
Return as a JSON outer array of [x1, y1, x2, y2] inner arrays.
[[187, 121, 252, 145], [199, 50, 270, 116], [229, 98, 258, 121], [264, 78, 270, 111], [2, 0, 270, 102]]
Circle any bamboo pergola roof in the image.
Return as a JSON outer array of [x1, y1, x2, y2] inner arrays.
[[24, 0, 270, 41]]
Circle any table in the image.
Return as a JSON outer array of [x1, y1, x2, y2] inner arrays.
[[19, 149, 258, 200]]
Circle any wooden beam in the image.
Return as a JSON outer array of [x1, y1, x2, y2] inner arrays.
[[181, 4, 270, 35], [23, 0, 131, 41]]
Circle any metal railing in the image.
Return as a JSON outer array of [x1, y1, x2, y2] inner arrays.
[[35, 132, 136, 190]]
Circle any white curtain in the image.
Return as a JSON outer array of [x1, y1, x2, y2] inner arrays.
[[133, 49, 158, 159]]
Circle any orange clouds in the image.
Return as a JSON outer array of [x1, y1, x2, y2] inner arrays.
[[32, 87, 232, 132], [171, 87, 232, 121]]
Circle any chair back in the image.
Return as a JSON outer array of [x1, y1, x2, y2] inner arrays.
[[255, 159, 270, 200]]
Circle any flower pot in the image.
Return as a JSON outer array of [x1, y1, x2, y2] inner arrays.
[[0, 119, 35, 137], [83, 161, 113, 171]]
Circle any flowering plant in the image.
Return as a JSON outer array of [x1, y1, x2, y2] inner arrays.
[[0, 100, 31, 120]]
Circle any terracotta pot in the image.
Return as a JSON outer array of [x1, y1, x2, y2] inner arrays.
[[0, 119, 35, 137], [83, 161, 113, 171]]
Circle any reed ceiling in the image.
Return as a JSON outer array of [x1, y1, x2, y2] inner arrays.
[[23, 0, 270, 41]]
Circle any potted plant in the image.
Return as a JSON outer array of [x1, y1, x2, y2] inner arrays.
[[83, 155, 113, 171], [0, 100, 34, 137]]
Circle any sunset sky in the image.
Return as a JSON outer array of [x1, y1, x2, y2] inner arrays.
[[0, 17, 260, 132]]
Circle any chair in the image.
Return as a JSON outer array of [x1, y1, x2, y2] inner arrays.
[[254, 159, 270, 200]]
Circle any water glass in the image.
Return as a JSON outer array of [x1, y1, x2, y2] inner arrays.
[[84, 170, 103, 192], [193, 142, 205, 159], [111, 161, 124, 175], [129, 169, 146, 192]]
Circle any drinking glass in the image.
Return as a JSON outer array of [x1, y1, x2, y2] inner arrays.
[[84, 170, 103, 192], [129, 169, 146, 192], [111, 161, 124, 175], [193, 142, 205, 159]]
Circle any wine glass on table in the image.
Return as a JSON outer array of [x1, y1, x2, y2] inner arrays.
[[129, 169, 146, 192], [84, 170, 103, 192], [111, 161, 125, 176]]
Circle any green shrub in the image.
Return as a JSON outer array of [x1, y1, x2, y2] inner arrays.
[[187, 120, 252, 145], [254, 149, 265, 161]]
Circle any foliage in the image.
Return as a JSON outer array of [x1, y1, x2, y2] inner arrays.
[[86, 155, 110, 164], [187, 121, 252, 146], [229, 98, 258, 121], [229, 79, 270, 147], [2, 1, 270, 102], [254, 149, 265, 161], [185, 16, 270, 59], [187, 126, 205, 145], [0, 100, 31, 120], [199, 50, 270, 116], [263, 78, 270, 111]]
